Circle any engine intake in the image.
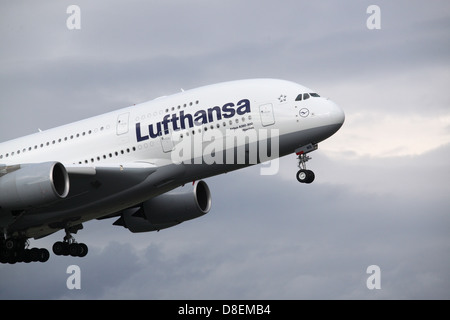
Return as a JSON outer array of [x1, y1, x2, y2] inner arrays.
[[0, 162, 70, 209]]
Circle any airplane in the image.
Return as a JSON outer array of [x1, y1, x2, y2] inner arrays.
[[0, 78, 345, 264]]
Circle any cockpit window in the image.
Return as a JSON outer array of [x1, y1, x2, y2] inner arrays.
[[295, 93, 320, 101]]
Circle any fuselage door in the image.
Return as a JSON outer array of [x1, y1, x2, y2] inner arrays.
[[259, 103, 275, 126], [160, 131, 174, 153], [116, 113, 130, 135]]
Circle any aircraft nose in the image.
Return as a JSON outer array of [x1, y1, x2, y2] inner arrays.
[[316, 99, 345, 140], [328, 100, 345, 127]]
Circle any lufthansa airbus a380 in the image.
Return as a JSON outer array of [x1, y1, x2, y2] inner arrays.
[[0, 79, 344, 264]]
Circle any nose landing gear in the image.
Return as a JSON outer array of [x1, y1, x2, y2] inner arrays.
[[295, 143, 318, 184]]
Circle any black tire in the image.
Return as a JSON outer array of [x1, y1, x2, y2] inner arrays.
[[39, 249, 50, 262], [29, 248, 40, 262], [23, 250, 32, 263], [296, 169, 315, 184], [305, 170, 315, 184], [0, 249, 9, 264], [78, 243, 88, 257], [53, 241, 64, 256], [62, 242, 70, 256], [69, 243, 80, 257], [16, 250, 26, 263], [7, 255, 17, 264]]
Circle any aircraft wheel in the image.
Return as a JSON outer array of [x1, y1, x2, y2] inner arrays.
[[69, 243, 81, 257], [296, 169, 315, 184], [305, 170, 315, 184], [68, 243, 88, 257], [296, 169, 307, 183], [79, 243, 88, 257], [28, 248, 40, 262], [38, 249, 50, 262], [5, 239, 16, 251], [53, 241, 65, 256], [0, 249, 9, 263]]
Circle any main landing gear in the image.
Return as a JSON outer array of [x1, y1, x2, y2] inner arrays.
[[0, 226, 89, 264], [52, 228, 88, 258], [295, 143, 318, 184], [0, 237, 50, 264]]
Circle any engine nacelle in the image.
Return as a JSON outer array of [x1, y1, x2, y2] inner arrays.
[[0, 162, 70, 209], [117, 180, 212, 232]]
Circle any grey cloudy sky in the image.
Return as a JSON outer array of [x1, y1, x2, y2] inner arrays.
[[1, 0, 449, 299]]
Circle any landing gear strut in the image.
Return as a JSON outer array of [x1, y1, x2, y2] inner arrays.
[[52, 228, 88, 258], [295, 143, 318, 184]]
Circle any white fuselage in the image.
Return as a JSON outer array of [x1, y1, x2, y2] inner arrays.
[[0, 79, 343, 168], [0, 79, 345, 238]]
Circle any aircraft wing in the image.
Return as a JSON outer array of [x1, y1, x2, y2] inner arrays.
[[1, 161, 165, 238], [0, 162, 158, 213], [0, 162, 158, 209], [64, 162, 158, 201]]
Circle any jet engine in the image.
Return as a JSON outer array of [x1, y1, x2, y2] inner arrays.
[[114, 180, 212, 232], [0, 162, 70, 209]]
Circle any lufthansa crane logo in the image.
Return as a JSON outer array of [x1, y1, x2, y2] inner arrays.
[[299, 108, 309, 118]]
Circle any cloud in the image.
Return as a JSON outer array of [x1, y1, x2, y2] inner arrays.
[[322, 112, 450, 158], [3, 144, 448, 300]]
